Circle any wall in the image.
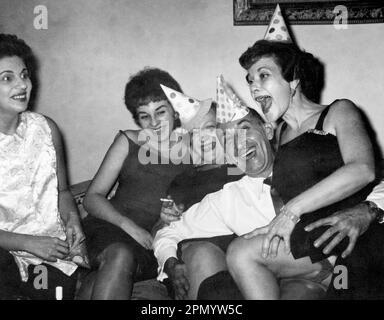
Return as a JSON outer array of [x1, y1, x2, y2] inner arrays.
[[1, 0, 383, 184]]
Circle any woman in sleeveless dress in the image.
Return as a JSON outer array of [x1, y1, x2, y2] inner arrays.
[[226, 40, 376, 299], [81, 68, 189, 299], [0, 34, 85, 299]]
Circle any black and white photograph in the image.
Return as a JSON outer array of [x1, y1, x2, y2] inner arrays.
[[0, 0, 384, 312]]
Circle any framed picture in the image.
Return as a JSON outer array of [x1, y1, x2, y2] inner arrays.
[[234, 0, 384, 25]]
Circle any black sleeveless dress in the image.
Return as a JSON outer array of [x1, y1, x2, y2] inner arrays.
[[168, 164, 244, 211], [109, 132, 189, 231], [272, 104, 373, 263], [83, 131, 189, 280]]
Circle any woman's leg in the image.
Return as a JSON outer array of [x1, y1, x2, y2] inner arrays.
[[181, 241, 227, 300], [226, 235, 323, 300], [75, 270, 97, 300], [90, 242, 137, 300]]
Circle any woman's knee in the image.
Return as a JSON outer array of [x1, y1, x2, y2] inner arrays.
[[182, 241, 224, 268], [98, 242, 136, 271], [226, 236, 263, 268]]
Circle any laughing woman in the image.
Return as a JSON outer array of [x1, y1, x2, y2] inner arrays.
[[226, 39, 376, 299], [81, 68, 189, 300], [0, 34, 84, 300]]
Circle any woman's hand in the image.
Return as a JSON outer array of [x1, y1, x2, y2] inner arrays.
[[243, 213, 296, 258], [129, 227, 154, 250], [160, 196, 184, 225], [64, 212, 86, 249], [120, 218, 153, 250], [25, 236, 70, 262]]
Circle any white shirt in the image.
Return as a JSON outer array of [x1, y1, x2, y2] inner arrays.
[[154, 175, 384, 281], [367, 181, 384, 210], [153, 175, 276, 281]]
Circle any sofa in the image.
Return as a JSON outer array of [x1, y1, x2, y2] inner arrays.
[[70, 180, 328, 300]]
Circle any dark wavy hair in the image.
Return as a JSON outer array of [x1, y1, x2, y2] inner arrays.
[[0, 34, 36, 75], [239, 40, 324, 103], [124, 67, 183, 125]]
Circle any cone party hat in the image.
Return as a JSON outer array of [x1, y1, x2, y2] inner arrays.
[[160, 84, 212, 131], [216, 75, 249, 124], [264, 4, 292, 42]]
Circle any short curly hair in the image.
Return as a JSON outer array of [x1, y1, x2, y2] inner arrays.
[[124, 68, 183, 124], [239, 40, 324, 103], [0, 34, 36, 75]]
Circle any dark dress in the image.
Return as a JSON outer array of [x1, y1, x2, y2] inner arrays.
[[168, 164, 245, 211], [272, 104, 374, 263], [83, 131, 189, 281]]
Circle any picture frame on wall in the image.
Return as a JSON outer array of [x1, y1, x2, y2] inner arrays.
[[234, 0, 384, 25]]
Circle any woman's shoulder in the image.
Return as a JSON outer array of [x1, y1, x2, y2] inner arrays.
[[22, 111, 58, 135], [109, 130, 143, 155], [22, 111, 47, 123], [327, 99, 362, 122], [115, 129, 140, 145], [328, 99, 359, 115], [324, 99, 363, 133]]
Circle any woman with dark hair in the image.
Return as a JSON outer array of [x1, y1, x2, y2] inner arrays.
[[81, 67, 189, 299], [226, 7, 377, 299], [0, 34, 85, 300]]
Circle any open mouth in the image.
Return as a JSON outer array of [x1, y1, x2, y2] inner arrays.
[[240, 146, 257, 160], [255, 95, 272, 114], [11, 93, 27, 102], [152, 127, 162, 135]]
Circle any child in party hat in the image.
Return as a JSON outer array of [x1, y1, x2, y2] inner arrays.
[[160, 84, 224, 166]]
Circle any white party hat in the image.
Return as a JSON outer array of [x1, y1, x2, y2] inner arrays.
[[216, 75, 249, 124], [264, 4, 292, 42], [160, 84, 212, 131]]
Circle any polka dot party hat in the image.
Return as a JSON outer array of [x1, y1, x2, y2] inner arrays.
[[160, 84, 212, 131], [216, 75, 249, 124], [264, 4, 292, 42]]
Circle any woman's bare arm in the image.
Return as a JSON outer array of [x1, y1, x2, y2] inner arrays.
[[46, 118, 81, 226], [0, 230, 31, 251], [83, 130, 153, 249], [83, 132, 131, 227]]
